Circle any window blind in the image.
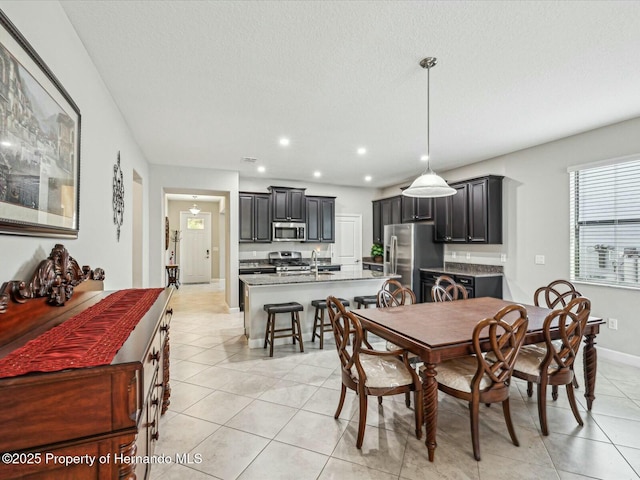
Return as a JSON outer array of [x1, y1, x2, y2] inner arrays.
[[569, 157, 640, 288]]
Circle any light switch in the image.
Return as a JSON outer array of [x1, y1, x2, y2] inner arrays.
[[535, 255, 545, 265]]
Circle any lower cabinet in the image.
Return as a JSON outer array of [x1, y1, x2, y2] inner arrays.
[[420, 270, 502, 303], [363, 262, 384, 273]]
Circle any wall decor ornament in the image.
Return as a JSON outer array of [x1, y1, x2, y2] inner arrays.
[[112, 151, 124, 241], [165, 217, 170, 250], [0, 10, 81, 238]]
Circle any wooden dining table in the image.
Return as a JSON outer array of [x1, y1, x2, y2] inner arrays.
[[352, 296, 604, 462]]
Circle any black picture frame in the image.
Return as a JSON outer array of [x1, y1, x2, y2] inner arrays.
[[0, 10, 81, 238]]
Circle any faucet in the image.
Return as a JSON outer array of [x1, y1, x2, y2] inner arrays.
[[311, 249, 319, 279]]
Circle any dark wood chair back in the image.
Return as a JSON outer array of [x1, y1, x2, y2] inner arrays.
[[534, 279, 581, 308], [431, 275, 469, 302], [377, 279, 416, 307]]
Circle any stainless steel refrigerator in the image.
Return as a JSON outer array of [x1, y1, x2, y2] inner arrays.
[[384, 223, 444, 302]]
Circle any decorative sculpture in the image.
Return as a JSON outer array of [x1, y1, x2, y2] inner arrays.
[[113, 151, 124, 241]]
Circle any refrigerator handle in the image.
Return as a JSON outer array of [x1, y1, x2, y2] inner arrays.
[[390, 235, 398, 274]]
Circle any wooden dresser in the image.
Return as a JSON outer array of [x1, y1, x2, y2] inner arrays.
[[0, 245, 173, 480]]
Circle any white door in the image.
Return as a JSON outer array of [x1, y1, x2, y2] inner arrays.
[[180, 211, 212, 283], [335, 214, 362, 272]]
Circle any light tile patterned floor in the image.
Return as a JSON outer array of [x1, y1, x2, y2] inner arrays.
[[152, 283, 640, 480]]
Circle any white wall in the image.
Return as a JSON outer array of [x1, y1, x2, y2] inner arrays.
[[0, 1, 150, 290], [437, 117, 640, 359]]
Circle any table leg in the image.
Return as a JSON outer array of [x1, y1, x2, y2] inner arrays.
[[583, 333, 598, 410], [421, 362, 438, 462]]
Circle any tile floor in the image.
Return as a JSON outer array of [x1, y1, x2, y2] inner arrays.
[[152, 283, 640, 480]]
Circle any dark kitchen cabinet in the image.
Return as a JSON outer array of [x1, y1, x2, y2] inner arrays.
[[239, 192, 271, 242], [270, 186, 306, 222], [434, 175, 503, 244], [420, 270, 503, 303], [372, 196, 401, 244], [401, 195, 433, 223], [306, 196, 335, 243]]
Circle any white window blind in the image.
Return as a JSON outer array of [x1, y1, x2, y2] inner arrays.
[[569, 157, 640, 288]]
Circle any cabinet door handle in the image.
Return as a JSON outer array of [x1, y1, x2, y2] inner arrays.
[[467, 235, 472, 241]]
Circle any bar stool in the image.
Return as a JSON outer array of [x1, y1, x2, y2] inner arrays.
[[263, 302, 304, 357], [311, 298, 350, 349], [354, 295, 377, 308]]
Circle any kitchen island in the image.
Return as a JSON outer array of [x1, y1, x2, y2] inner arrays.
[[240, 270, 396, 348]]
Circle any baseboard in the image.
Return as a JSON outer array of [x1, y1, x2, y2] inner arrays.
[[599, 347, 640, 368], [229, 307, 240, 314]]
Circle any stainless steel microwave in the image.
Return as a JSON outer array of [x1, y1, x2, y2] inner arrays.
[[272, 222, 306, 242]]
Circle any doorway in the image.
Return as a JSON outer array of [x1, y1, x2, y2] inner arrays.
[[132, 170, 143, 287], [180, 211, 212, 284], [335, 214, 362, 272]]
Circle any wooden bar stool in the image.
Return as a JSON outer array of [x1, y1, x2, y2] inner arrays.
[[263, 302, 304, 357], [311, 298, 350, 349], [354, 295, 377, 308]]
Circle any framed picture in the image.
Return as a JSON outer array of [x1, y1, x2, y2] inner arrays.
[[0, 10, 81, 238]]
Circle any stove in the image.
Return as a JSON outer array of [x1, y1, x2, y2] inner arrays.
[[268, 251, 311, 272]]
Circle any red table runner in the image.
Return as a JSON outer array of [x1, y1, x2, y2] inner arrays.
[[0, 288, 164, 378]]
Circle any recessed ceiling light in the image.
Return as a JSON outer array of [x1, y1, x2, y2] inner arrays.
[[364, 175, 372, 182], [357, 147, 366, 155], [257, 166, 266, 173], [420, 155, 429, 161], [1, 141, 11, 147], [279, 138, 290, 146], [313, 171, 321, 178]]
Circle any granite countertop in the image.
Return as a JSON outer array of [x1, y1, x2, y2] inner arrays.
[[419, 267, 503, 278], [240, 270, 397, 286]]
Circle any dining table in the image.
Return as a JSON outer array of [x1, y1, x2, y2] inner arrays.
[[352, 296, 604, 462]]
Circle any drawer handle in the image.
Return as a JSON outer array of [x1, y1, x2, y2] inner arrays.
[[151, 432, 159, 441], [151, 396, 159, 406], [149, 350, 160, 363], [160, 324, 169, 333], [166, 308, 173, 316], [146, 419, 156, 429]]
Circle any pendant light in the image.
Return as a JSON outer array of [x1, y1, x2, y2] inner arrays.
[[403, 57, 456, 198], [189, 196, 201, 215]]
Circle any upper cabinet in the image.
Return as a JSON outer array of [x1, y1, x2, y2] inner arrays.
[[270, 187, 306, 222], [401, 195, 433, 223], [433, 175, 503, 244], [372, 195, 402, 244], [239, 192, 272, 242], [306, 196, 335, 243]]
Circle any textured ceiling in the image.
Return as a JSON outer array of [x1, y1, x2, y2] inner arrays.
[[60, 1, 640, 188]]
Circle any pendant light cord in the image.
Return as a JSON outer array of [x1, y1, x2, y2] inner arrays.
[[426, 61, 431, 173]]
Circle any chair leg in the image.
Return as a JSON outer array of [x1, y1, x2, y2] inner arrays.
[[502, 398, 519, 447], [573, 376, 580, 389], [566, 382, 584, 427], [552, 385, 558, 401], [294, 311, 304, 353], [469, 399, 481, 461], [356, 391, 368, 449], [311, 307, 320, 343], [291, 312, 296, 345], [378, 396, 383, 405], [263, 314, 271, 350], [537, 381, 549, 436], [319, 309, 325, 350], [405, 392, 411, 408], [414, 388, 423, 440], [335, 384, 347, 419], [269, 314, 275, 357], [527, 381, 533, 397]]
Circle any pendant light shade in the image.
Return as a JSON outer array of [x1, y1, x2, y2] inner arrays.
[[189, 196, 201, 215], [403, 57, 456, 198]]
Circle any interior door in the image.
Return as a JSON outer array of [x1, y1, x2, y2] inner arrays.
[[335, 214, 362, 272], [180, 211, 212, 283]]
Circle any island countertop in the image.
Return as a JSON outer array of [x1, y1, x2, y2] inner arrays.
[[239, 270, 396, 286]]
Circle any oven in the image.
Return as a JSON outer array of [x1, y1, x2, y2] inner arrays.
[[272, 222, 306, 242]]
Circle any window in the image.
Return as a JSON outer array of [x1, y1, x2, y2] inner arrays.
[[569, 156, 640, 288], [187, 218, 204, 230]]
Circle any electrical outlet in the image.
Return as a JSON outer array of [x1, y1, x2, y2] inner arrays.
[[451, 252, 457, 259], [535, 255, 545, 265], [608, 318, 618, 330], [253, 251, 256, 257], [466, 252, 471, 260], [500, 253, 507, 262]]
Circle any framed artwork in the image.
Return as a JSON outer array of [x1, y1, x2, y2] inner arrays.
[[165, 217, 169, 250], [0, 10, 81, 238]]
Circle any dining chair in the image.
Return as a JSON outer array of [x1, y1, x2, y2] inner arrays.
[[425, 304, 528, 460], [431, 275, 469, 302], [534, 279, 583, 391], [510, 296, 591, 436], [377, 279, 416, 307], [534, 279, 581, 309], [326, 296, 423, 449]]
